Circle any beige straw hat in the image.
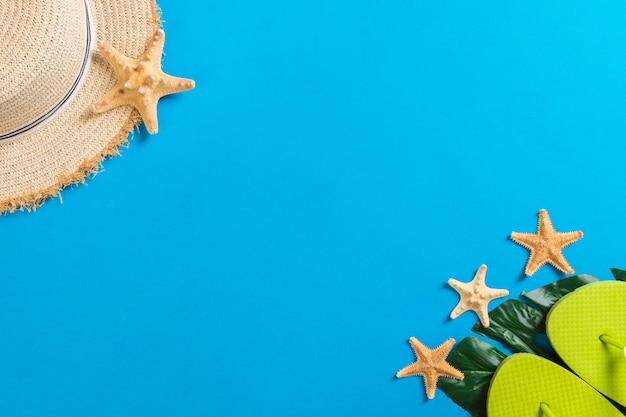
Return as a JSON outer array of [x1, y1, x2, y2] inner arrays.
[[0, 0, 194, 213]]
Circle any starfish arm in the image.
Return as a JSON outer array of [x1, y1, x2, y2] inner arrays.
[[473, 264, 487, 285], [436, 362, 465, 381], [423, 362, 464, 399], [148, 29, 166, 61], [135, 101, 160, 134], [408, 336, 430, 359], [524, 250, 548, 276], [93, 87, 126, 113], [157, 74, 196, 96], [99, 43, 135, 79], [537, 209, 555, 235], [396, 362, 419, 379], [432, 338, 455, 361], [448, 278, 470, 319], [475, 307, 491, 328], [556, 231, 583, 249], [547, 252, 575, 274], [510, 232, 540, 249], [484, 287, 509, 299], [449, 301, 467, 320], [511, 232, 547, 276], [423, 372, 438, 399], [447, 278, 467, 293]]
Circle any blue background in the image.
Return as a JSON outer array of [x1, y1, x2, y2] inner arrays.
[[3, 0, 626, 416]]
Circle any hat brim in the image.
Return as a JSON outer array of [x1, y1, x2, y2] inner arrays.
[[0, 0, 160, 214]]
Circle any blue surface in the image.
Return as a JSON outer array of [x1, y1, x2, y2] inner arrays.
[[3, 1, 626, 416]]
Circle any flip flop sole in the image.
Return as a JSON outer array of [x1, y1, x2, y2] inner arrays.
[[547, 280, 626, 407], [488, 353, 622, 417]]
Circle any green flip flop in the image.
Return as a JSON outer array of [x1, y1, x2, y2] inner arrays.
[[488, 353, 623, 416], [547, 280, 626, 407]]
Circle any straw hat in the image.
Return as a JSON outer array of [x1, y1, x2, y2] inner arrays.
[[0, 0, 194, 213]]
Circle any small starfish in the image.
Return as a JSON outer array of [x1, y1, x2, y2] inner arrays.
[[448, 264, 508, 328], [396, 337, 464, 400], [510, 209, 583, 276], [93, 29, 195, 134]]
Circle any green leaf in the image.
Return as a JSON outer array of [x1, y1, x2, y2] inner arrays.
[[521, 274, 599, 313], [610, 268, 626, 282], [471, 300, 556, 360], [439, 336, 507, 417]]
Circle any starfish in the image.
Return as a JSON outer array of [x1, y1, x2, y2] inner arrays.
[[396, 337, 464, 400], [448, 264, 508, 328], [510, 209, 583, 276], [93, 29, 195, 134]]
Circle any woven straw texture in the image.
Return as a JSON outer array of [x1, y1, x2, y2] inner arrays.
[[547, 280, 626, 407], [488, 353, 622, 417], [0, 0, 159, 213], [0, 0, 86, 133]]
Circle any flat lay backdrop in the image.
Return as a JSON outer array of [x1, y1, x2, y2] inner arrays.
[[3, 1, 626, 416]]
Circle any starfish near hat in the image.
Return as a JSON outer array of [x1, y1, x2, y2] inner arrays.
[[93, 29, 194, 134], [0, 0, 194, 214]]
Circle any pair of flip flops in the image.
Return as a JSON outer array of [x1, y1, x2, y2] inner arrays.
[[488, 281, 626, 416]]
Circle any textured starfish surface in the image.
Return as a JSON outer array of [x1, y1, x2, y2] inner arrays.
[[510, 209, 583, 276], [396, 337, 464, 400], [93, 29, 195, 134], [448, 264, 508, 328]]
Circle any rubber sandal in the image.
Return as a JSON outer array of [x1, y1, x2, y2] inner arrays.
[[487, 353, 623, 416], [547, 280, 626, 407]]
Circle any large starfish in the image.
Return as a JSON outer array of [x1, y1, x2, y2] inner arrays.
[[396, 337, 464, 400], [448, 264, 508, 328], [93, 29, 195, 134], [511, 209, 583, 276]]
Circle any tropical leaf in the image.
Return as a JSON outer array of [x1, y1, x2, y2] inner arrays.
[[521, 274, 599, 313], [471, 300, 556, 360], [439, 336, 507, 417], [610, 268, 626, 282]]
